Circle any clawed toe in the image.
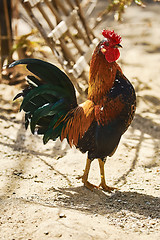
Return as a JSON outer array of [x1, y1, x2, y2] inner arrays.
[[76, 175, 83, 180], [78, 158, 118, 192], [99, 183, 118, 192], [83, 180, 98, 191], [77, 173, 98, 191]]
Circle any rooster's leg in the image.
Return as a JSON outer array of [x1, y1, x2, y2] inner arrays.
[[98, 158, 117, 192], [79, 158, 98, 191]]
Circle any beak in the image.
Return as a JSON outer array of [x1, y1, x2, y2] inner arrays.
[[114, 43, 122, 48]]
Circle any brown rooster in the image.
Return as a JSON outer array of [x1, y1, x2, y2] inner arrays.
[[9, 29, 136, 192]]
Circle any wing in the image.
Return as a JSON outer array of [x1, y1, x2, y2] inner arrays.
[[60, 100, 95, 146]]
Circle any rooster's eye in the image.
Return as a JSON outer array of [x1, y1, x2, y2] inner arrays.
[[104, 41, 109, 47]]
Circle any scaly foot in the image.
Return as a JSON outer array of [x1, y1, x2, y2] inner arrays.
[[98, 158, 118, 192], [77, 175, 98, 191], [83, 180, 99, 191], [99, 182, 118, 192]]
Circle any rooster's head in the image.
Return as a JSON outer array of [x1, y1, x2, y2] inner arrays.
[[100, 29, 122, 63]]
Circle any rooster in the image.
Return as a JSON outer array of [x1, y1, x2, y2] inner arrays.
[[9, 29, 136, 192]]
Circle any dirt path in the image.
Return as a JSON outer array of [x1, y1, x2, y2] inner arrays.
[[0, 3, 160, 240]]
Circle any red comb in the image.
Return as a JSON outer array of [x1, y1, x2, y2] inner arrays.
[[102, 29, 121, 45]]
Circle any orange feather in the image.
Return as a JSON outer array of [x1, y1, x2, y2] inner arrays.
[[60, 100, 95, 146], [88, 49, 122, 104]]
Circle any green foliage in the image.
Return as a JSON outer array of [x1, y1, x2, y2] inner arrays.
[[98, 0, 145, 21], [10, 29, 44, 58]]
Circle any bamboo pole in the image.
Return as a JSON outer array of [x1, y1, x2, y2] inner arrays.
[[21, 0, 61, 61], [0, 25, 2, 77], [36, 2, 55, 29], [14, 0, 19, 37], [75, 0, 95, 41], [3, 0, 12, 50]]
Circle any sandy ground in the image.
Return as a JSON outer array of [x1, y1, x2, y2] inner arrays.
[[0, 2, 160, 240]]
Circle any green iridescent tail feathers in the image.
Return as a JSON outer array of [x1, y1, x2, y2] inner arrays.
[[9, 58, 77, 144]]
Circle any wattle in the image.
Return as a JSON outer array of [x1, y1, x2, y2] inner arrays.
[[105, 48, 120, 63]]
